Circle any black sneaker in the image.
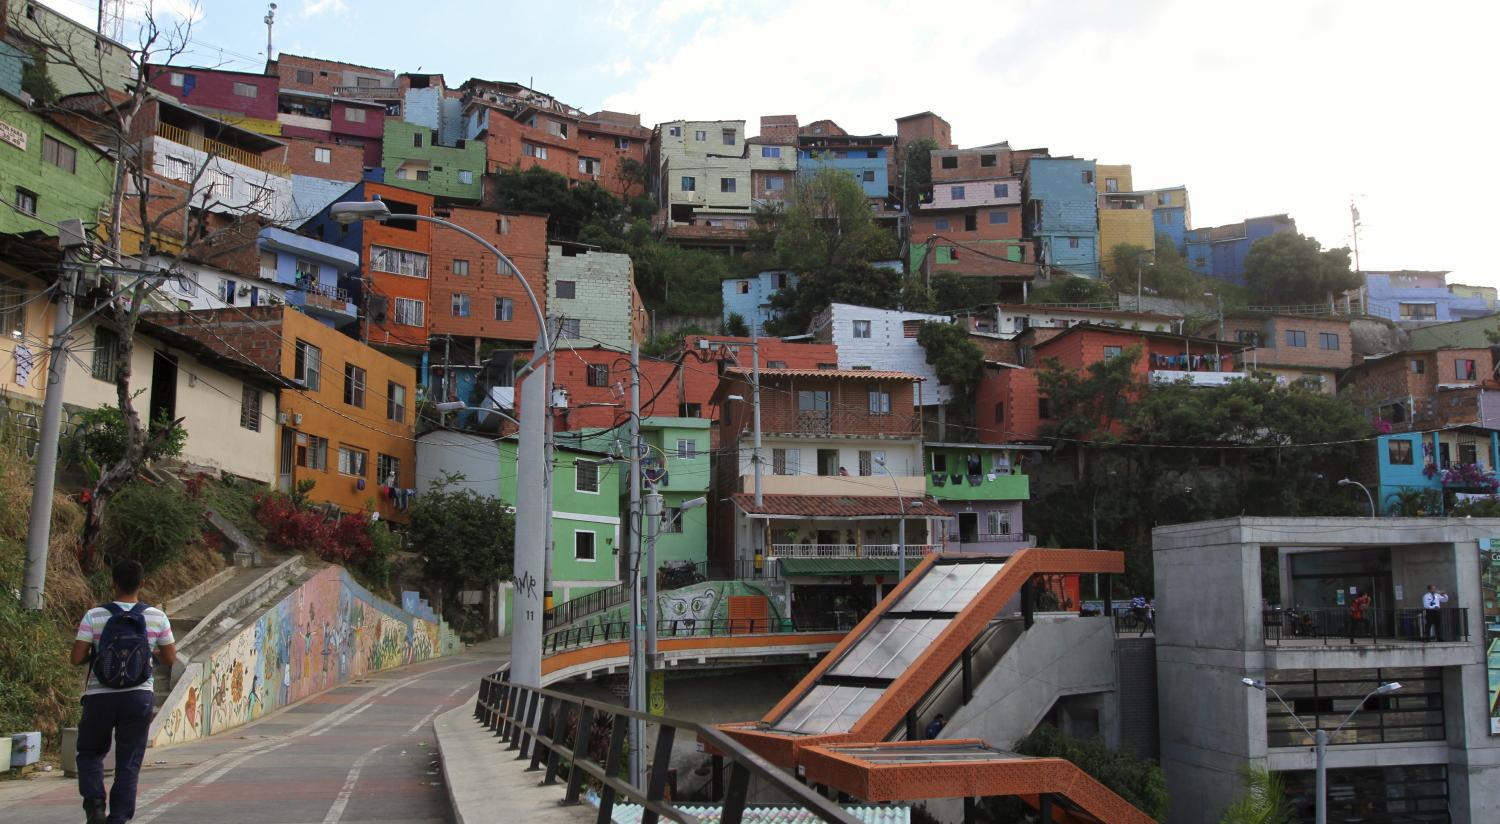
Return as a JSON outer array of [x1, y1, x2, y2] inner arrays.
[[83, 798, 107, 824]]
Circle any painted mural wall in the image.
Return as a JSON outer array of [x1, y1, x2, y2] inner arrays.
[[150, 567, 459, 747], [566, 580, 787, 636]]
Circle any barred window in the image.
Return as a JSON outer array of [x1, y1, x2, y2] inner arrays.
[[239, 385, 261, 431]]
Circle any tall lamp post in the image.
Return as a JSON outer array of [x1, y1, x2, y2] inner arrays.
[[1241, 677, 1401, 824], [872, 457, 908, 579], [331, 201, 552, 688], [1337, 478, 1376, 517]]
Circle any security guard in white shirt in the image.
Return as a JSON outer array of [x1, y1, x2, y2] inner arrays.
[[1422, 584, 1449, 641]]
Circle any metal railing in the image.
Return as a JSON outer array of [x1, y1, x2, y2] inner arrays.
[[769, 543, 939, 559], [546, 579, 635, 629], [296, 278, 350, 302], [1262, 607, 1469, 645], [332, 84, 400, 98], [1113, 610, 1155, 636], [543, 617, 811, 655], [155, 123, 292, 177], [473, 671, 858, 824]]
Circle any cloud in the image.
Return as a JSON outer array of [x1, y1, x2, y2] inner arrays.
[[300, 0, 351, 18]]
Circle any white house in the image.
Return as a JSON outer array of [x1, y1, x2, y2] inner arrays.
[[811, 303, 953, 406]]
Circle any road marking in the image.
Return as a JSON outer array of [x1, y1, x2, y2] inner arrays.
[[405, 704, 446, 736], [321, 744, 386, 824]]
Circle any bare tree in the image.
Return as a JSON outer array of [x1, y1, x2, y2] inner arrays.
[[15, 1, 292, 551]]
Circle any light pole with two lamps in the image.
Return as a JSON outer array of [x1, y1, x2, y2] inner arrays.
[[1241, 676, 1401, 824], [872, 457, 908, 580], [330, 200, 553, 688], [1336, 478, 1376, 517]]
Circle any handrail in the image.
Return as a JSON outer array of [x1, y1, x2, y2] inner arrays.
[[156, 123, 291, 177], [769, 543, 940, 559], [543, 617, 816, 656], [1261, 606, 1469, 645], [545, 578, 635, 628], [473, 669, 860, 824]]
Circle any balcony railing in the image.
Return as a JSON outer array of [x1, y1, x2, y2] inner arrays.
[[769, 543, 940, 559], [1149, 370, 1247, 387], [332, 84, 399, 99], [1262, 607, 1469, 645], [762, 409, 922, 438], [296, 278, 349, 302], [543, 617, 810, 655], [156, 123, 291, 177]]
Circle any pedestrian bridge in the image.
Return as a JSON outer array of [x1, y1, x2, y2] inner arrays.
[[540, 624, 846, 685]]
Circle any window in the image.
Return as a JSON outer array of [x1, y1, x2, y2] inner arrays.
[[88, 326, 120, 382], [232, 81, 258, 98], [668, 126, 681, 137], [15, 187, 37, 215], [393, 297, 424, 326], [377, 453, 401, 486], [980, 154, 996, 167], [337, 446, 368, 477], [1082, 170, 1094, 184], [165, 155, 193, 181], [294, 340, 321, 390], [587, 364, 609, 387], [559, 318, 581, 339], [1103, 345, 1123, 359], [412, 132, 423, 148], [986, 511, 1011, 537], [765, 176, 785, 192], [1319, 332, 1340, 350], [722, 129, 735, 145], [988, 210, 1009, 225], [934, 218, 950, 231], [680, 176, 696, 192], [451, 292, 470, 317], [852, 319, 871, 338], [369, 246, 429, 278], [768, 360, 787, 369], [450, 259, 470, 277], [1067, 237, 1080, 249], [295, 69, 314, 84], [1410, 359, 1425, 374], [1285, 330, 1307, 347], [1460, 441, 1478, 465], [1236, 330, 1265, 346], [1038, 397, 1053, 419], [940, 156, 958, 170], [387, 382, 406, 423], [344, 107, 366, 123], [772, 448, 799, 476], [457, 169, 473, 185], [575, 460, 600, 493], [313, 147, 331, 164], [661, 508, 683, 533], [415, 170, 430, 181], [862, 170, 875, 182], [816, 448, 839, 476], [964, 213, 977, 232], [203, 168, 234, 200], [42, 136, 76, 173], [1388, 439, 1414, 465], [614, 136, 631, 150], [522, 143, 548, 159], [496, 217, 511, 235], [1398, 302, 1436, 320], [676, 439, 697, 459], [695, 130, 707, 141], [951, 185, 965, 201], [677, 402, 701, 418], [556, 280, 576, 299], [720, 177, 736, 193], [1264, 668, 1443, 748], [494, 297, 513, 321], [343, 363, 366, 407], [761, 146, 781, 158], [857, 450, 885, 477], [903, 319, 923, 338], [868, 388, 891, 415], [931, 453, 948, 473], [169, 71, 184, 86], [798, 390, 831, 413], [1457, 359, 1477, 380], [574, 531, 596, 561], [1104, 177, 1118, 193], [993, 402, 1004, 422], [993, 183, 1010, 199], [298, 435, 329, 470]]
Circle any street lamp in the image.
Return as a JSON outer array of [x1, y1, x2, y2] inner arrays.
[[331, 200, 552, 688], [1337, 478, 1376, 517], [432, 400, 519, 430], [872, 457, 908, 579], [1242, 677, 1401, 824], [1203, 290, 1224, 340]]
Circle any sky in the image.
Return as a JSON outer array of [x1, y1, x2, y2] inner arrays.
[[50, 0, 1500, 286]]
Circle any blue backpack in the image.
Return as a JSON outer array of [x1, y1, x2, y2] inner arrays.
[[92, 603, 154, 689]]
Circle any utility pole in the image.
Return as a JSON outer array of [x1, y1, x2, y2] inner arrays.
[[264, 3, 277, 61], [749, 326, 764, 577], [644, 488, 662, 665], [627, 343, 645, 790], [23, 222, 87, 610], [1350, 199, 1362, 273]]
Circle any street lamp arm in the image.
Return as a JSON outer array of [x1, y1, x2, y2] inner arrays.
[[432, 402, 520, 429], [1262, 684, 1316, 740]]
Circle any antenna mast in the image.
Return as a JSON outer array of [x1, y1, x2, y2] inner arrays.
[[264, 3, 278, 60], [1350, 198, 1363, 272], [97, 0, 124, 42]]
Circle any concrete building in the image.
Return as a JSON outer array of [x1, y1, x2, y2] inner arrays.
[[1184, 214, 1297, 285], [6, 0, 133, 95], [797, 124, 894, 200], [894, 111, 954, 152], [811, 303, 952, 406], [498, 436, 622, 602], [256, 226, 360, 329], [721, 270, 796, 335], [271, 53, 395, 170], [137, 97, 294, 223], [1024, 157, 1100, 278], [1358, 270, 1493, 325], [1154, 517, 1500, 824], [909, 143, 1031, 285], [1094, 164, 1191, 275], [748, 116, 799, 209], [381, 117, 486, 201], [546, 244, 646, 352], [651, 118, 755, 249], [1198, 311, 1356, 393], [983, 304, 1179, 339]]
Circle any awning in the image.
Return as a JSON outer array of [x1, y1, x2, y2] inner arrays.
[[778, 558, 909, 577]]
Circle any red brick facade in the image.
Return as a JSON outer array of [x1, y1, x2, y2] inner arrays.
[[895, 111, 953, 150], [283, 137, 365, 181], [912, 206, 1022, 243], [976, 366, 1041, 442], [362, 183, 435, 352], [1207, 313, 1355, 371], [1340, 348, 1494, 428], [427, 207, 548, 343], [273, 54, 396, 99]]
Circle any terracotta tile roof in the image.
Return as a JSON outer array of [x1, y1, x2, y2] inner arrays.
[[724, 367, 920, 381], [732, 493, 945, 518]]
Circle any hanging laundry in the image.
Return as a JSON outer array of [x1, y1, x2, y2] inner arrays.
[[14, 342, 33, 385]]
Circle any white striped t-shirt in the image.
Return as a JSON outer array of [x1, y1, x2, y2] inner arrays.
[[75, 602, 175, 695]]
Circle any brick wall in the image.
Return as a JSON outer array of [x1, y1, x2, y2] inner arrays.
[[284, 136, 365, 180], [362, 183, 434, 351], [754, 375, 920, 437], [483, 114, 578, 178], [758, 115, 800, 144], [275, 54, 394, 98], [1341, 348, 1493, 426], [912, 206, 1021, 242], [895, 112, 952, 150], [976, 367, 1041, 442], [428, 207, 548, 343], [931, 149, 1013, 183], [548, 246, 638, 351]]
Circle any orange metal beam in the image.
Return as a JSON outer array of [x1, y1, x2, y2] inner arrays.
[[540, 632, 846, 677]]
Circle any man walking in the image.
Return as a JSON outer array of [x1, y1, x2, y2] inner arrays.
[[1348, 588, 1372, 643], [1422, 584, 1449, 641], [71, 560, 176, 824]]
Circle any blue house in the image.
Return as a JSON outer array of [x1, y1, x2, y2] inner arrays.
[[1374, 430, 1500, 514], [1184, 214, 1296, 285], [722, 270, 797, 335], [797, 133, 892, 199], [257, 227, 359, 328], [1361, 270, 1492, 325], [1024, 157, 1099, 278]]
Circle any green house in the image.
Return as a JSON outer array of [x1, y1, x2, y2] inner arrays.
[[381, 119, 485, 201], [924, 442, 1045, 552], [0, 92, 114, 239]]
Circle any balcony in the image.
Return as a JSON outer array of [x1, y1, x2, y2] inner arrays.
[[157, 123, 290, 177], [761, 409, 922, 439], [1260, 606, 1477, 670], [277, 112, 333, 132], [286, 278, 356, 324], [928, 471, 1029, 501], [332, 84, 400, 99], [768, 543, 940, 559], [1148, 369, 1246, 387], [749, 474, 926, 498]]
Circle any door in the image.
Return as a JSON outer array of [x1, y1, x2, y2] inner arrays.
[[148, 351, 178, 430], [278, 428, 295, 493], [958, 513, 979, 545]]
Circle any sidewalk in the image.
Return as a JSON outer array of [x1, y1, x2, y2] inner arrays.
[[434, 698, 594, 824]]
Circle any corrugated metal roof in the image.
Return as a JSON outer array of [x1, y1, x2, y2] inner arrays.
[[731, 493, 945, 518], [608, 803, 909, 824], [724, 367, 920, 381]]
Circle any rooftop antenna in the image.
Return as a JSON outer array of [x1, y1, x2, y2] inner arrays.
[[97, 0, 124, 42], [264, 3, 277, 60], [1350, 196, 1363, 272]]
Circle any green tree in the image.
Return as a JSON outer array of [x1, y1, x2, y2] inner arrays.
[[1028, 275, 1115, 305], [1219, 766, 1294, 824], [722, 313, 749, 337], [408, 473, 516, 629], [1242, 232, 1359, 306], [1109, 242, 1149, 290], [917, 321, 985, 430], [488, 165, 624, 240], [900, 138, 938, 206], [1012, 725, 1168, 820], [1037, 348, 1143, 441], [1139, 233, 1214, 301], [930, 272, 997, 312]]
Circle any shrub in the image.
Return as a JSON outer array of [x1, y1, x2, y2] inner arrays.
[[252, 491, 376, 567], [101, 482, 201, 571], [73, 404, 187, 472]]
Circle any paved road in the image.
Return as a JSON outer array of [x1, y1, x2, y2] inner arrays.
[[1, 643, 504, 824]]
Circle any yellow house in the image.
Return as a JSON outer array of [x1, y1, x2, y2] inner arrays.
[[1, 268, 55, 406]]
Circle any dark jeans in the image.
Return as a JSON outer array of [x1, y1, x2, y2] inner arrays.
[[77, 690, 154, 824], [1424, 608, 1443, 640]]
